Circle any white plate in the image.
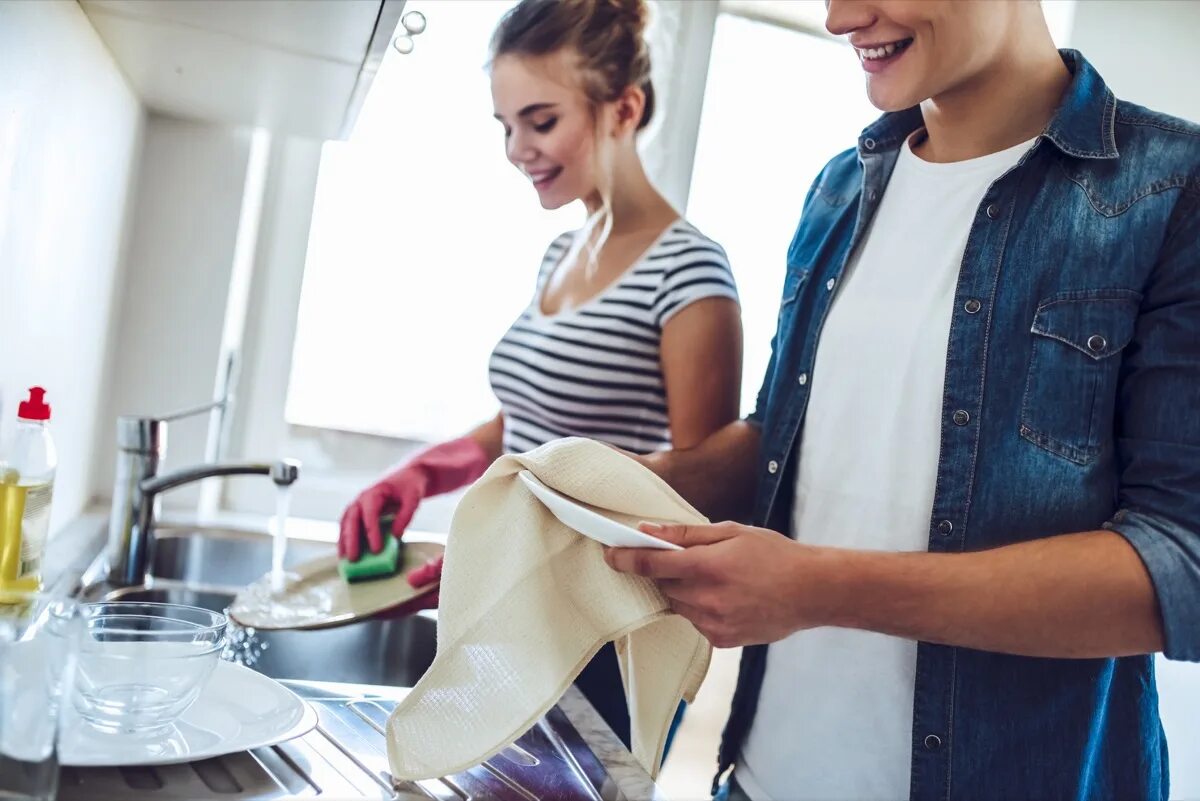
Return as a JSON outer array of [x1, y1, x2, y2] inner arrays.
[[229, 539, 443, 631], [518, 470, 683, 551], [61, 659, 317, 767]]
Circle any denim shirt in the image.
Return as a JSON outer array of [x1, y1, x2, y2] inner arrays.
[[716, 51, 1200, 800]]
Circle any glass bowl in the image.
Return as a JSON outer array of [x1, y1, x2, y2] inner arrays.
[[74, 602, 226, 735]]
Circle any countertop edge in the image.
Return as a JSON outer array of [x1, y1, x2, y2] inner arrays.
[[556, 685, 670, 801]]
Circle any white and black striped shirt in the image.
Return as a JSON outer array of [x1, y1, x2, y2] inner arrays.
[[489, 221, 739, 455]]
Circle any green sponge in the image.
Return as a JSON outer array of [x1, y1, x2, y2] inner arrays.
[[339, 518, 403, 583]]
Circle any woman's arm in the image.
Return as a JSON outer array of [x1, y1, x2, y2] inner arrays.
[[467, 411, 506, 462], [339, 412, 505, 559], [659, 297, 743, 449]]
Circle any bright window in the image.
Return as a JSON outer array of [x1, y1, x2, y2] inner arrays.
[[285, 0, 579, 442], [686, 12, 878, 417], [688, 2, 1075, 418]]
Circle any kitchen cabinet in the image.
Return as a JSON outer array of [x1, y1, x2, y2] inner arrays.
[[79, 0, 405, 140]]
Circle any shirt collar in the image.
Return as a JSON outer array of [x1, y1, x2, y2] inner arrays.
[[856, 49, 1118, 161]]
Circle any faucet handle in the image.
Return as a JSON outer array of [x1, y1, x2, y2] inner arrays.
[[159, 398, 228, 423], [116, 399, 230, 455], [271, 459, 301, 487]]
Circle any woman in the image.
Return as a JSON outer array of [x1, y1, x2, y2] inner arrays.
[[339, 0, 743, 750]]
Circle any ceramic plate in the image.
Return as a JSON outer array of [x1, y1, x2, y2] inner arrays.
[[61, 660, 317, 767], [228, 538, 443, 631], [518, 470, 683, 551]]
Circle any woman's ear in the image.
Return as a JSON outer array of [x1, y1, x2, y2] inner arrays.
[[610, 84, 646, 137]]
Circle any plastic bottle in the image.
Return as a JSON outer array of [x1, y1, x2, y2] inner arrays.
[[0, 387, 57, 589]]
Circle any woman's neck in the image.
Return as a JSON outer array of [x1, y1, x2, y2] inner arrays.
[[584, 146, 676, 235], [916, 28, 1070, 163]]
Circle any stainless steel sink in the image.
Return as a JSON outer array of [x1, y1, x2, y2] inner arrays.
[[64, 524, 653, 800], [94, 528, 437, 687], [149, 527, 334, 586]]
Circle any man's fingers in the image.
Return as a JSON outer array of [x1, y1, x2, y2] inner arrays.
[[604, 545, 701, 579], [666, 594, 708, 622], [638, 521, 738, 548], [664, 595, 734, 646]]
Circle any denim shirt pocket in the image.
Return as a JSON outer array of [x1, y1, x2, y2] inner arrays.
[[1019, 289, 1143, 465]]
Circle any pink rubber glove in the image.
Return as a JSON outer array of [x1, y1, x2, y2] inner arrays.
[[406, 556, 443, 606], [338, 436, 490, 563], [406, 556, 443, 589], [370, 557, 442, 617]]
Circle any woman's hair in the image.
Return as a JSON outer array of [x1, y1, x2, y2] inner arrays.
[[491, 0, 656, 272]]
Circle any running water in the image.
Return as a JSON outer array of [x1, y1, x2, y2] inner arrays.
[[269, 484, 292, 593]]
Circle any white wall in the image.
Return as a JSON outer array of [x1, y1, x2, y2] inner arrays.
[[1070, 0, 1200, 124], [0, 0, 143, 534], [93, 115, 255, 511], [1069, 4, 1200, 797]]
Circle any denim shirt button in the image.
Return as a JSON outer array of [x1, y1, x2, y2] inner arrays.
[[826, 278, 836, 291], [767, 460, 779, 475], [937, 519, 954, 536], [798, 373, 808, 386], [924, 734, 942, 750], [964, 298, 982, 314], [1087, 334, 1107, 353], [864, 137, 876, 151], [953, 410, 971, 426], [868, 189, 878, 202], [986, 203, 1001, 219]]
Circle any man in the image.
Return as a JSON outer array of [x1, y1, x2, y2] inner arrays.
[[604, 1, 1200, 799]]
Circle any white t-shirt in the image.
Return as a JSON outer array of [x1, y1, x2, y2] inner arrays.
[[737, 134, 1035, 801]]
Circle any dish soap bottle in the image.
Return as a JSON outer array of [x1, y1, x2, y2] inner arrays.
[[0, 387, 57, 589]]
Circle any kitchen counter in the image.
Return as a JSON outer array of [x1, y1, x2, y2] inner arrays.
[[58, 681, 666, 800], [46, 513, 669, 800]]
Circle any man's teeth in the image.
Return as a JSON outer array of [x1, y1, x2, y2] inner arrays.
[[859, 41, 908, 61]]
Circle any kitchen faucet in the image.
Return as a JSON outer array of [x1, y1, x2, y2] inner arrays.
[[106, 401, 299, 587]]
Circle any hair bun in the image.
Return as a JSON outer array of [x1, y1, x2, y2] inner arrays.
[[492, 0, 656, 129], [599, 0, 649, 36]]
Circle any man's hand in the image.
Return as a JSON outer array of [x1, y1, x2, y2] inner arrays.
[[603, 521, 836, 648], [608, 523, 1165, 658]]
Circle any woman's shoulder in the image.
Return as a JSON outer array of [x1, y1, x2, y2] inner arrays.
[[541, 231, 576, 263], [642, 220, 739, 327], [646, 219, 732, 270], [534, 231, 576, 283]]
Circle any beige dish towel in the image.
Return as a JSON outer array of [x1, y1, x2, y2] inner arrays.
[[385, 437, 712, 781]]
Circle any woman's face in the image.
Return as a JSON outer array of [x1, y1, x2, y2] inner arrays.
[[825, 0, 1020, 112], [492, 52, 599, 210]]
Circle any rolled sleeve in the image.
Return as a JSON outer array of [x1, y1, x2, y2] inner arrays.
[[1106, 509, 1200, 661], [1104, 188, 1200, 662]]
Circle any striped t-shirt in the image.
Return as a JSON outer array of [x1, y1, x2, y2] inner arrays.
[[489, 220, 739, 455]]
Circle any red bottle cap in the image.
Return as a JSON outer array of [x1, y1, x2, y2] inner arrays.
[[17, 387, 51, 421]]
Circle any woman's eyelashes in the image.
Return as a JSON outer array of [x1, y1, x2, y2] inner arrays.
[[499, 116, 556, 141]]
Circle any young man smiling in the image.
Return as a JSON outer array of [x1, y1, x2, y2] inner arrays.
[[604, 1, 1200, 799]]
